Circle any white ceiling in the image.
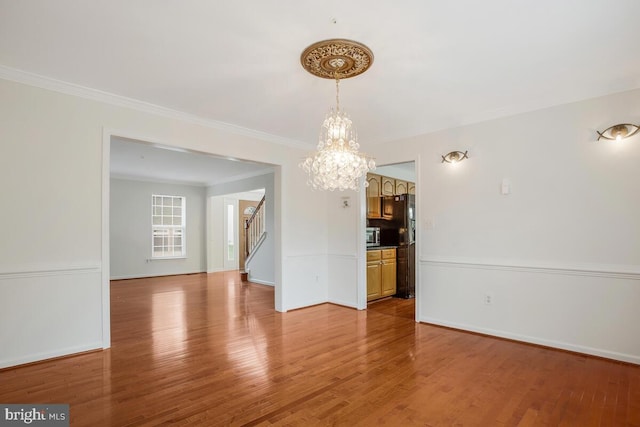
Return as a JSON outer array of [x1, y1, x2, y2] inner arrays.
[[2, 1, 640, 150], [110, 137, 273, 186]]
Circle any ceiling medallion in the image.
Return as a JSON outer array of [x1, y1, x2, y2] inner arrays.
[[300, 39, 374, 79]]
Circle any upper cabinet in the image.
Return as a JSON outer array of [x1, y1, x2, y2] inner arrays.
[[366, 174, 381, 198], [395, 180, 408, 195], [366, 173, 415, 218], [381, 177, 395, 196], [366, 174, 383, 218], [367, 173, 414, 197]]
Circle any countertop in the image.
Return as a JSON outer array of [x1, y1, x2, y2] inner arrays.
[[367, 245, 398, 251]]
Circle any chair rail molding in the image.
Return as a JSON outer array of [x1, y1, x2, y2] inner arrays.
[[0, 264, 101, 279], [420, 256, 640, 281]]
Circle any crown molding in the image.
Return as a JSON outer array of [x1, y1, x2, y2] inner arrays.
[[110, 166, 274, 188], [109, 173, 208, 187], [205, 167, 275, 187], [0, 64, 309, 149]]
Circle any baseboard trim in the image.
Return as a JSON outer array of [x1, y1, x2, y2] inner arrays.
[[420, 316, 640, 365], [110, 270, 206, 280], [0, 342, 103, 370], [328, 300, 358, 309], [283, 299, 327, 312], [247, 278, 275, 286]]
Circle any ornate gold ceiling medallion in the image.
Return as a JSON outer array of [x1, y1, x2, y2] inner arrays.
[[300, 39, 374, 79]]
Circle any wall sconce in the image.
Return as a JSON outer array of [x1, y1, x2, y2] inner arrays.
[[597, 124, 639, 142], [441, 150, 468, 164]]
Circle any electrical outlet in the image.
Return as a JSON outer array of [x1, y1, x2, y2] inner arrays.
[[484, 294, 492, 305]]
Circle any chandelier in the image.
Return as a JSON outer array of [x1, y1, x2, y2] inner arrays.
[[299, 39, 376, 191]]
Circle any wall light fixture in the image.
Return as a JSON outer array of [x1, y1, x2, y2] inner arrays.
[[597, 124, 639, 142], [441, 150, 469, 164]]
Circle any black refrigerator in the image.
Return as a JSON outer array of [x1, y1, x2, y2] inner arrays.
[[383, 194, 415, 299]]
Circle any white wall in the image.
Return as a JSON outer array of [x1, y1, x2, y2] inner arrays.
[[110, 178, 206, 279], [207, 173, 276, 285], [0, 76, 328, 368], [326, 191, 364, 309], [207, 196, 225, 273], [368, 89, 640, 364], [279, 166, 329, 309]]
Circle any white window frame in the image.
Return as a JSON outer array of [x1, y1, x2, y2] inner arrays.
[[151, 194, 186, 259]]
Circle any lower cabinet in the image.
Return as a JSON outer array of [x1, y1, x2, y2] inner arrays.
[[367, 252, 382, 301], [367, 248, 396, 302]]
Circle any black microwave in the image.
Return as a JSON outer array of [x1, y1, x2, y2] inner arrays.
[[366, 227, 380, 247]]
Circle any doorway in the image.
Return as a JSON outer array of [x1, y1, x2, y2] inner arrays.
[[364, 161, 417, 321], [239, 199, 259, 271], [206, 189, 267, 277], [104, 131, 280, 348]]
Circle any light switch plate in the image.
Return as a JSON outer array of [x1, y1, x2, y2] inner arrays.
[[501, 179, 511, 195]]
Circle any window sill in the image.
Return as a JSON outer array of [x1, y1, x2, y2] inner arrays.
[[149, 256, 187, 261]]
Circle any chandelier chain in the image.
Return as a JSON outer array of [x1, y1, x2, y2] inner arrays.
[[335, 72, 340, 112]]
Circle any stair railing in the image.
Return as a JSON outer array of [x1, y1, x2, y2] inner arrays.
[[245, 196, 266, 259]]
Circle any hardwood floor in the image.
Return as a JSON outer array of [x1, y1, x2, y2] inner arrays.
[[367, 296, 415, 320], [1, 272, 639, 426]]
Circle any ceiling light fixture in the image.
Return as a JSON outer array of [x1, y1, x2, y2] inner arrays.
[[299, 39, 375, 191], [597, 124, 640, 142], [441, 150, 469, 164]]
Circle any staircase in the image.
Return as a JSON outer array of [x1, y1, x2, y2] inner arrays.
[[242, 196, 266, 281]]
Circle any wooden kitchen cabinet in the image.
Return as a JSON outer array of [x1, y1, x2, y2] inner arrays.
[[381, 249, 397, 296], [366, 174, 382, 218], [367, 248, 396, 302], [395, 180, 408, 195], [367, 197, 382, 218], [366, 174, 381, 197], [381, 177, 395, 196], [408, 181, 415, 195], [367, 250, 382, 300]]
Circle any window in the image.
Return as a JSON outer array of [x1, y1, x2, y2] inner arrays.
[[152, 195, 185, 258]]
